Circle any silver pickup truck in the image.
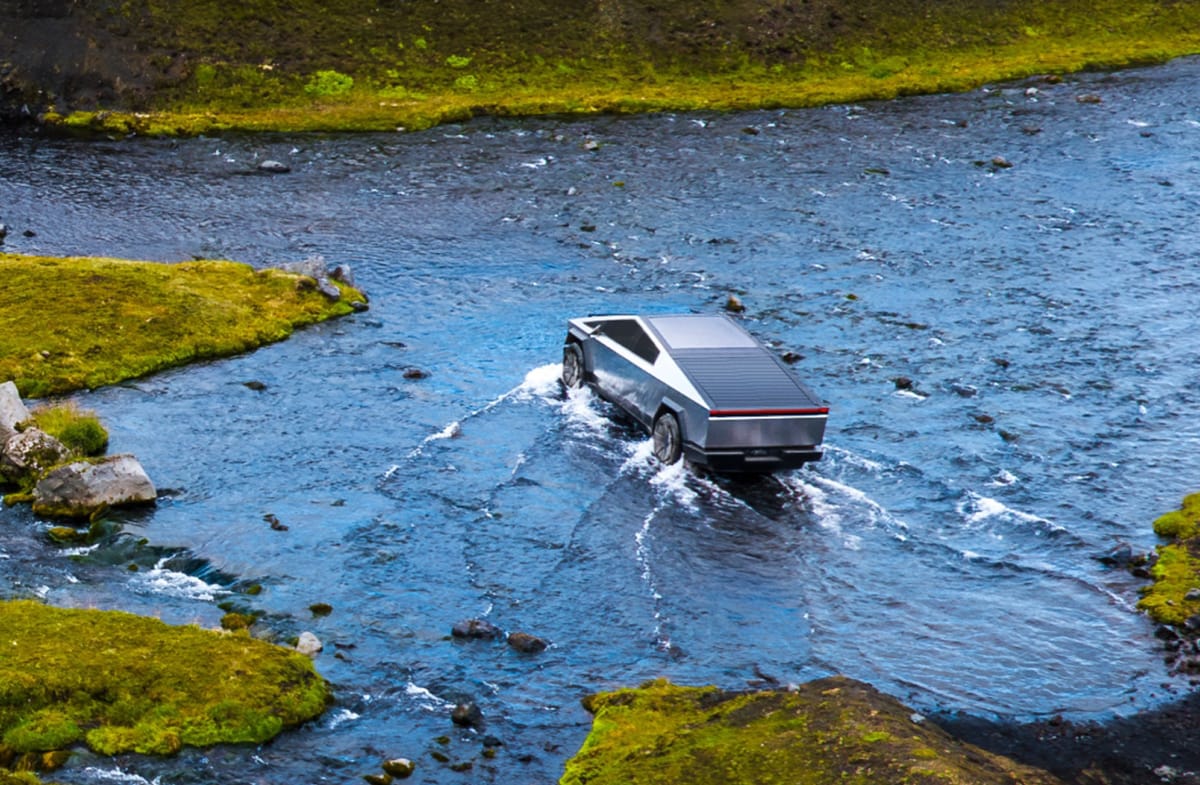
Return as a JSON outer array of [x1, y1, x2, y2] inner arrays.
[[562, 313, 828, 473]]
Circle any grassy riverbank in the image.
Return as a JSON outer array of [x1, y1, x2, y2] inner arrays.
[[0, 253, 366, 398], [0, 600, 327, 770], [7, 0, 1200, 134]]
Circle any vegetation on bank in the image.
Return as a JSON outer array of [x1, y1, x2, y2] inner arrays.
[[21, 405, 108, 458], [560, 677, 1062, 785], [1138, 492, 1200, 626], [0, 600, 327, 773], [0, 253, 366, 398], [22, 0, 1200, 135]]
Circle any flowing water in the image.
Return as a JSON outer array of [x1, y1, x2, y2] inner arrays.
[[3, 56, 1200, 783]]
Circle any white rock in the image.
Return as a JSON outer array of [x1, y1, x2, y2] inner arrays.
[[296, 631, 323, 656], [0, 381, 30, 441]]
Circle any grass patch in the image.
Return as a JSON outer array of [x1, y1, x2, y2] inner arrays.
[[22, 404, 108, 456], [0, 253, 366, 398], [0, 600, 328, 757]]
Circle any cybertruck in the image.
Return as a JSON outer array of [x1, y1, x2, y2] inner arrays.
[[561, 313, 827, 472]]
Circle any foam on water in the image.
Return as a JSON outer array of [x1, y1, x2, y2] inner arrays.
[[80, 768, 161, 785], [130, 558, 227, 602], [405, 682, 455, 712], [327, 708, 360, 729], [401, 364, 562, 463], [957, 491, 1064, 533]]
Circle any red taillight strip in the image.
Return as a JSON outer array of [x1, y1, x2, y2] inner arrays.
[[709, 407, 829, 417]]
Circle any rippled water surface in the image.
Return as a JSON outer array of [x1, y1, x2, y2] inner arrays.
[[4, 57, 1200, 784]]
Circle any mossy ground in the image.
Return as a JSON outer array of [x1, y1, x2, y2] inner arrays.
[[0, 600, 327, 762], [1138, 493, 1200, 626], [24, 0, 1200, 135], [0, 253, 366, 398], [561, 677, 1062, 785]]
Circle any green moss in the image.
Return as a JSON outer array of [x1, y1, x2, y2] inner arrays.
[[561, 677, 1060, 785], [1139, 543, 1200, 625], [220, 612, 257, 631], [1138, 493, 1200, 626], [24, 0, 1200, 135], [0, 600, 328, 756], [0, 253, 366, 398], [1153, 492, 1200, 540]]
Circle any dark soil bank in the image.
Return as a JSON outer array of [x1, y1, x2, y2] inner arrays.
[[941, 692, 1200, 785]]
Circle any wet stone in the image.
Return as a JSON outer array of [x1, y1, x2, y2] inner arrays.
[[451, 701, 484, 728], [452, 618, 501, 640], [507, 631, 548, 654]]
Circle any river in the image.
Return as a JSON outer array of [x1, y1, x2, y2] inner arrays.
[[2, 56, 1200, 784]]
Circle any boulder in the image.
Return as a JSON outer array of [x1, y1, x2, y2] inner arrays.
[[452, 618, 502, 640], [381, 758, 415, 778], [32, 454, 156, 518], [451, 701, 484, 728], [0, 380, 30, 441], [507, 631, 548, 654], [296, 631, 323, 656], [2, 427, 69, 484]]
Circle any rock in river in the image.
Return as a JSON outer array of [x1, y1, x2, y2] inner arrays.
[[32, 454, 156, 518], [2, 427, 70, 484]]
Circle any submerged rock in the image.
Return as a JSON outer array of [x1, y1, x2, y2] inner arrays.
[[32, 454, 156, 518]]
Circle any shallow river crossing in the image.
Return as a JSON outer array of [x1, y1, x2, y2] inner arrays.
[[3, 56, 1200, 784]]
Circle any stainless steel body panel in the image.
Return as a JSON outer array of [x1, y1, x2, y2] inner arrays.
[[564, 314, 827, 473]]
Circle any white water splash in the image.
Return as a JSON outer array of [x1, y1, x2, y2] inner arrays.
[[560, 384, 610, 434], [515, 362, 567, 400], [405, 682, 454, 712], [823, 443, 883, 473], [806, 474, 910, 537], [402, 364, 562, 462], [633, 508, 671, 651], [957, 491, 1063, 532], [991, 469, 1019, 486], [327, 708, 360, 729], [80, 767, 161, 784], [786, 476, 862, 550], [130, 558, 227, 602]]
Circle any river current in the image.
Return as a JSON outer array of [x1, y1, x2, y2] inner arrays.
[[2, 57, 1200, 784]]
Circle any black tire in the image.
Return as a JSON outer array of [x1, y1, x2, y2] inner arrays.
[[652, 411, 683, 465], [562, 344, 585, 388]]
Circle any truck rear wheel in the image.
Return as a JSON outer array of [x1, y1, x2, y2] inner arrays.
[[652, 411, 682, 465]]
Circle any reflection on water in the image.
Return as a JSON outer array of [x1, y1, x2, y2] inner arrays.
[[3, 56, 1200, 783]]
